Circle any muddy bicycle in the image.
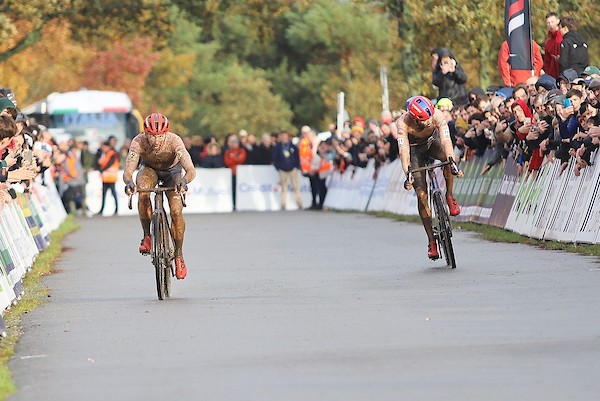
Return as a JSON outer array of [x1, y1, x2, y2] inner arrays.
[[129, 187, 186, 300], [410, 160, 457, 269]]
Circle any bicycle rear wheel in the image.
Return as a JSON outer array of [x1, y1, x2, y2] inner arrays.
[[432, 191, 457, 269], [152, 211, 168, 300]]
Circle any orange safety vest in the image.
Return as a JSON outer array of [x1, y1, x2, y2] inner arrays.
[[299, 137, 313, 174], [318, 158, 332, 175], [99, 149, 120, 183], [61, 153, 79, 183]]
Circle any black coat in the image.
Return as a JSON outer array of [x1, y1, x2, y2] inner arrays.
[[432, 48, 468, 105], [559, 31, 589, 76]]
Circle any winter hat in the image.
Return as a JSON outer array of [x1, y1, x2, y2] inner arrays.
[[557, 68, 578, 85], [543, 89, 563, 104], [435, 97, 454, 109], [535, 74, 557, 91], [588, 79, 600, 91]]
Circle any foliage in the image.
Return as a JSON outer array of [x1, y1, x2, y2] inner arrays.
[[85, 37, 160, 106], [1, 0, 599, 134]]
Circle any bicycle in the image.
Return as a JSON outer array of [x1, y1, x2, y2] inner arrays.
[[409, 159, 457, 269], [129, 187, 186, 300]]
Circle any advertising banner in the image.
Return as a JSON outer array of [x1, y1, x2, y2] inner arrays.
[[184, 168, 233, 214], [236, 165, 312, 211], [488, 153, 520, 228]]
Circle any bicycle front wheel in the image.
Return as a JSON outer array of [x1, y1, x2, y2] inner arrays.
[[152, 211, 168, 300], [159, 212, 172, 298], [432, 191, 457, 269]]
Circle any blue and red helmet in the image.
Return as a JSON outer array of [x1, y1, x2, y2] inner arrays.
[[406, 96, 435, 121]]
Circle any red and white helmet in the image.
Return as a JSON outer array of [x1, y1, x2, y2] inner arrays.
[[406, 96, 435, 121], [143, 112, 170, 135]]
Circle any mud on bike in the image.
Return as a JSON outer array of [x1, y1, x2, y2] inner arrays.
[[129, 187, 186, 300]]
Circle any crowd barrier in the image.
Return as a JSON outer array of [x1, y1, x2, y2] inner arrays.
[[324, 150, 600, 244], [86, 156, 600, 245], [86, 166, 314, 215], [0, 174, 67, 337]]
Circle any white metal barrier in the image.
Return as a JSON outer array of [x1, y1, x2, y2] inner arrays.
[[0, 176, 67, 337]]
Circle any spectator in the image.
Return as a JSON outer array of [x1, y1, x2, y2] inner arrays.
[[498, 39, 543, 87], [200, 143, 225, 168], [272, 131, 303, 210], [298, 126, 318, 209], [96, 140, 120, 216], [432, 48, 468, 105], [309, 141, 333, 210], [581, 66, 600, 80], [239, 129, 257, 164], [543, 12, 563, 79], [0, 114, 36, 186], [253, 133, 273, 165], [224, 135, 246, 209], [556, 68, 578, 95], [56, 139, 86, 214], [188, 135, 204, 167], [558, 16, 589, 76]]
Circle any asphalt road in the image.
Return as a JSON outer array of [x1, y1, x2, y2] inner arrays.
[[8, 211, 600, 401]]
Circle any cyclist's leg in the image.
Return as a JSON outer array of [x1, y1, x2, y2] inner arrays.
[[162, 165, 185, 257], [166, 189, 185, 256], [429, 137, 455, 197], [136, 166, 159, 237], [411, 150, 435, 242]]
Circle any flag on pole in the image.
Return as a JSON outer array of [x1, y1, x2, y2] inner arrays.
[[505, 0, 533, 70]]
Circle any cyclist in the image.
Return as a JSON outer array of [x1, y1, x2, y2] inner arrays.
[[397, 96, 462, 260], [123, 112, 196, 279]]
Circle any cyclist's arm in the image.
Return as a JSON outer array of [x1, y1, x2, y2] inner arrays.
[[435, 112, 455, 161], [123, 138, 141, 184], [174, 136, 196, 183], [396, 120, 411, 175]]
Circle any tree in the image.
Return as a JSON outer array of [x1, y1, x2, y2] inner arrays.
[[85, 37, 160, 106], [0, 0, 171, 61]]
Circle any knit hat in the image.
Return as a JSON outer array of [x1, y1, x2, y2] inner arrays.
[[588, 79, 600, 91], [435, 97, 454, 109], [535, 74, 557, 91]]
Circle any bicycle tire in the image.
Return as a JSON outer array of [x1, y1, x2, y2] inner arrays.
[[432, 191, 457, 269], [152, 212, 167, 300], [160, 212, 172, 298]]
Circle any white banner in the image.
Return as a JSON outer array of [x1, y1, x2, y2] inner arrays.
[[236, 165, 313, 211], [184, 168, 233, 214], [367, 160, 397, 212]]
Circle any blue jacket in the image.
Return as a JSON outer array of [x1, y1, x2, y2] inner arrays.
[[272, 142, 300, 172]]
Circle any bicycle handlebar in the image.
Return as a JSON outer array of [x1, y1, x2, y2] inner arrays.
[[128, 187, 187, 209], [410, 160, 454, 174]]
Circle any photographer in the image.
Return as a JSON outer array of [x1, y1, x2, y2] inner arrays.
[[432, 48, 468, 105]]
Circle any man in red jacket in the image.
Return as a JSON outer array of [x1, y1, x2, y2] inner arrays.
[[544, 12, 562, 79], [498, 40, 543, 87]]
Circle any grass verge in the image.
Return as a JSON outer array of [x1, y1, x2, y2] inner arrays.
[[0, 215, 79, 401], [371, 211, 600, 259]]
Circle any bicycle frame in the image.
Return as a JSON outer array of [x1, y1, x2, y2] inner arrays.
[[128, 186, 186, 299]]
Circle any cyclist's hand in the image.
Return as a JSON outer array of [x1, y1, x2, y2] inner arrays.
[[176, 178, 188, 194], [125, 182, 136, 195], [449, 157, 463, 177], [403, 168, 414, 191]]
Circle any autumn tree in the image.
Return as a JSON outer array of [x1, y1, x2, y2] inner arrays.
[[85, 37, 160, 106]]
